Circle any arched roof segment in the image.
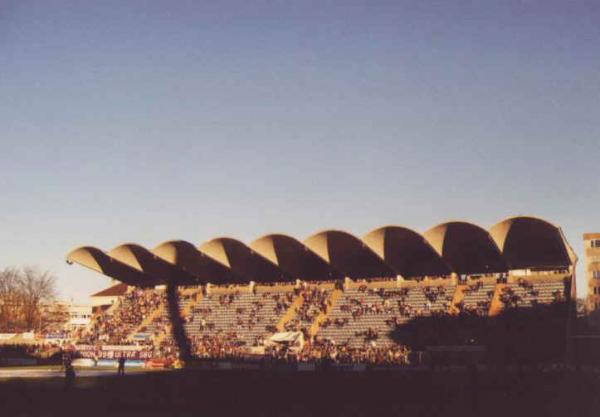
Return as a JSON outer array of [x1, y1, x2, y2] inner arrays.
[[424, 222, 508, 274], [363, 226, 452, 278], [490, 216, 573, 269], [153, 240, 242, 285], [304, 230, 397, 279], [66, 246, 153, 286], [250, 234, 343, 281], [199, 237, 290, 283], [108, 243, 197, 286]]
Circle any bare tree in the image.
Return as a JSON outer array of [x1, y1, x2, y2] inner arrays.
[[0, 267, 57, 332], [20, 267, 57, 331], [0, 268, 24, 332]]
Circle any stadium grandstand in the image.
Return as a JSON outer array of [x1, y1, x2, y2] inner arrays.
[[64, 216, 577, 368]]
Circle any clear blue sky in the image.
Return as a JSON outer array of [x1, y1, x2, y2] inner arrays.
[[1, 1, 599, 303]]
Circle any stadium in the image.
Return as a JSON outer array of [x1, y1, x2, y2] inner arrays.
[[3, 216, 599, 417], [61, 216, 577, 367], [5, 1, 600, 415]]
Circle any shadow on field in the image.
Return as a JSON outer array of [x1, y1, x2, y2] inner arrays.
[[0, 368, 598, 417]]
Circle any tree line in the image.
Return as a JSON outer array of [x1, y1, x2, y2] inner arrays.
[[0, 267, 57, 333]]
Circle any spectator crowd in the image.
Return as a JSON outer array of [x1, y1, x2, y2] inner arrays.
[[8, 275, 568, 367]]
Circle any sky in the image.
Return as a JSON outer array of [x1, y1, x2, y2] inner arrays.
[[1, 0, 599, 303]]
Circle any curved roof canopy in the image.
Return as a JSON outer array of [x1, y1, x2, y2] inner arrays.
[[66, 246, 155, 287], [67, 216, 575, 287], [490, 216, 573, 269], [107, 243, 202, 286], [363, 226, 452, 278], [153, 240, 242, 285], [424, 222, 508, 274], [251, 234, 343, 281], [304, 230, 396, 279], [199, 237, 291, 284]]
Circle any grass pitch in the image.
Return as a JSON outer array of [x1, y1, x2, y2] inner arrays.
[[0, 367, 598, 417]]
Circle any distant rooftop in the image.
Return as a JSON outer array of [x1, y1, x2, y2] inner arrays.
[[91, 283, 128, 297]]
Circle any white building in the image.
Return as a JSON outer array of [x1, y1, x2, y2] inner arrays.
[[67, 304, 92, 328]]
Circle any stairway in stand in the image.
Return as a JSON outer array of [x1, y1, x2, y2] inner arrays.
[[309, 289, 342, 338], [449, 284, 466, 314], [488, 283, 506, 316], [127, 302, 165, 342], [276, 292, 304, 332]]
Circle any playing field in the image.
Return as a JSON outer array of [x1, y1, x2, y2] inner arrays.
[[0, 365, 163, 381], [0, 367, 598, 417]]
